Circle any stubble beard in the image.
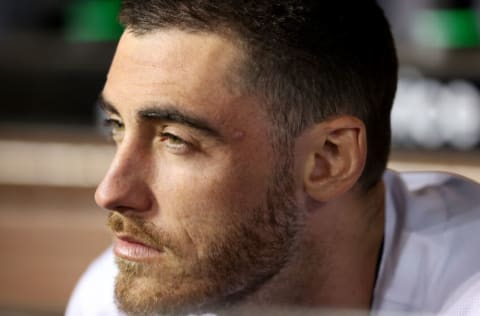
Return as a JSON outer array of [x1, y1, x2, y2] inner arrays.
[[109, 157, 304, 316]]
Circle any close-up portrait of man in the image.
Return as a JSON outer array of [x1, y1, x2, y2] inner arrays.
[[65, 1, 480, 316]]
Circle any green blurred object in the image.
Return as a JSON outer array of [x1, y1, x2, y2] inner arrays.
[[66, 0, 123, 42], [413, 9, 480, 48]]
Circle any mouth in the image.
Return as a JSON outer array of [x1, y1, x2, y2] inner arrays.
[[113, 234, 164, 262]]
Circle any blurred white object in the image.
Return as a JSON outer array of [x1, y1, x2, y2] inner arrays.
[[392, 78, 444, 149], [391, 79, 414, 146], [391, 77, 480, 150], [437, 80, 480, 150], [409, 79, 444, 149]]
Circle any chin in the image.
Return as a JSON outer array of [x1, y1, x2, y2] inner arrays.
[[113, 254, 282, 316], [113, 258, 236, 316]]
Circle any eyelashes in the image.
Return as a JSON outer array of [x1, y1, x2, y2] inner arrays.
[[159, 132, 192, 154], [103, 118, 193, 154], [103, 118, 124, 129]]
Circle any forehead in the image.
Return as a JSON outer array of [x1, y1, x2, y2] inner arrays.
[[104, 29, 252, 121]]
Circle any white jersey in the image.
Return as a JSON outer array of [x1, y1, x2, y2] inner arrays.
[[65, 247, 122, 316], [66, 170, 480, 316], [373, 171, 480, 315]]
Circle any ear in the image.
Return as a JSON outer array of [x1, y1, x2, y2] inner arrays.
[[297, 116, 367, 202]]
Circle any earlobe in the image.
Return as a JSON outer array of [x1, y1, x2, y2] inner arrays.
[[302, 116, 367, 202]]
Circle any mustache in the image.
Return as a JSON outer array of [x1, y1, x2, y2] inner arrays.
[[107, 212, 177, 253]]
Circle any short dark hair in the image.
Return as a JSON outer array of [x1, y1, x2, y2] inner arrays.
[[119, 0, 398, 191]]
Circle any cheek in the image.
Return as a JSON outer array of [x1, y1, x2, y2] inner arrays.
[[149, 154, 272, 250]]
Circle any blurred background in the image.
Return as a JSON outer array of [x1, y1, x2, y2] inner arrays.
[[0, 0, 479, 315]]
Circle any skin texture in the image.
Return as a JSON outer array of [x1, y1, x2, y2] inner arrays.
[[96, 28, 385, 315]]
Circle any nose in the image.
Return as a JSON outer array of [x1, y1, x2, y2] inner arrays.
[[95, 142, 153, 215]]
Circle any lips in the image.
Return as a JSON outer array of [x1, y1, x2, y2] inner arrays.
[[113, 235, 164, 261]]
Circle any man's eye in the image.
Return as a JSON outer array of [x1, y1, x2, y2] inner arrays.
[[104, 118, 124, 129], [160, 132, 191, 153], [103, 118, 125, 141]]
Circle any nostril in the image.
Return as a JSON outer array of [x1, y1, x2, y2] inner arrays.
[[114, 206, 136, 214]]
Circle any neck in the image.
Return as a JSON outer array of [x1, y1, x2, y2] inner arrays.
[[244, 181, 385, 312]]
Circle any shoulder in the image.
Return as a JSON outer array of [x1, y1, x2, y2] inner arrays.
[[385, 170, 480, 228], [65, 247, 123, 316], [386, 169, 480, 201], [383, 169, 480, 246], [375, 170, 480, 313]]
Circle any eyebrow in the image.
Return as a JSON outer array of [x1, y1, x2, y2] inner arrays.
[[97, 95, 119, 115], [97, 95, 221, 138]]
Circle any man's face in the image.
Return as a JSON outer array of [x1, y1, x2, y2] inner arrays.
[[96, 29, 303, 315]]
